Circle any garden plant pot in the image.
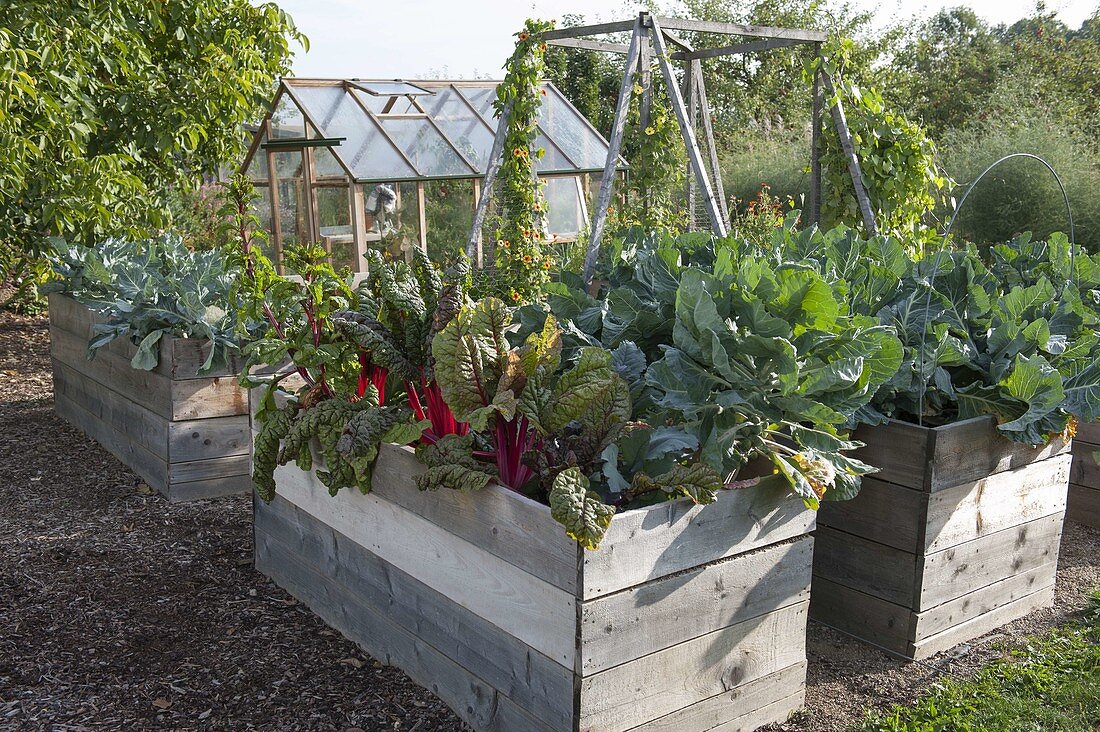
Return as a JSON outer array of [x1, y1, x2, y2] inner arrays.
[[251, 400, 817, 731], [49, 293, 252, 501], [811, 416, 1070, 660], [1068, 421, 1100, 527]]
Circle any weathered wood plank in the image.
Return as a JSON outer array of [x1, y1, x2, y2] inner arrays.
[[808, 577, 911, 654], [1076, 421, 1100, 443], [168, 415, 250, 463], [256, 496, 575, 729], [581, 537, 811, 674], [52, 358, 169, 459], [912, 562, 1057, 639], [919, 512, 1064, 610], [909, 584, 1055, 660], [167, 453, 250, 483], [255, 533, 559, 732], [48, 293, 244, 379], [816, 476, 925, 553], [578, 601, 808, 732], [1067, 483, 1100, 527], [371, 444, 580, 594], [851, 420, 933, 490], [170, 375, 249, 421], [1071, 439, 1100, 487], [271, 461, 578, 668], [812, 526, 917, 606], [585, 481, 814, 600], [707, 691, 805, 732], [168, 474, 250, 502], [50, 324, 174, 419], [626, 662, 806, 732], [53, 385, 169, 493], [928, 416, 1069, 492], [924, 455, 1069, 552]]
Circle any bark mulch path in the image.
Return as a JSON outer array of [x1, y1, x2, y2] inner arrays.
[[1, 312, 1097, 731]]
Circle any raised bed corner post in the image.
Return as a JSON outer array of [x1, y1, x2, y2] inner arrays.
[[649, 15, 729, 240], [466, 99, 514, 262], [819, 67, 877, 235], [582, 16, 645, 287]]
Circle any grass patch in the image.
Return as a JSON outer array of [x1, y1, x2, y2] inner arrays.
[[857, 592, 1100, 731]]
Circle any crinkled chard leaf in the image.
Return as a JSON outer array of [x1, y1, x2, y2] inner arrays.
[[548, 468, 616, 550]]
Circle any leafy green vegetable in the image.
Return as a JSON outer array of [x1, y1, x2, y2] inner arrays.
[[47, 234, 241, 373], [548, 468, 616, 550], [777, 223, 1100, 443]]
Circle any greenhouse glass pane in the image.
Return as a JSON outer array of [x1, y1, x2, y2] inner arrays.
[[272, 151, 310, 249], [315, 186, 355, 270], [361, 182, 421, 261], [246, 136, 269, 181], [458, 86, 499, 123], [544, 177, 585, 236], [533, 134, 573, 173], [422, 88, 493, 171], [540, 86, 610, 169], [293, 86, 415, 179], [313, 146, 346, 178], [424, 179, 474, 268], [271, 93, 308, 139], [380, 118, 471, 176]]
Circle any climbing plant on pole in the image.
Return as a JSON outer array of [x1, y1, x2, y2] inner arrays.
[[488, 19, 555, 304]]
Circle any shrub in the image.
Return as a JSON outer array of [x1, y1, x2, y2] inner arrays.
[[938, 110, 1100, 249]]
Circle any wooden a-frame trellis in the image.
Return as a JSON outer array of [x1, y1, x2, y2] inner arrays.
[[466, 12, 877, 285]]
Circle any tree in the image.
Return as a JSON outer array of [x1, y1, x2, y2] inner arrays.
[[0, 0, 304, 271]]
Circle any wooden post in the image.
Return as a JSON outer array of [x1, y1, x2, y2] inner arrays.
[[582, 17, 644, 286], [350, 184, 368, 272], [820, 69, 877, 235], [466, 99, 514, 260], [650, 15, 728, 237], [471, 179, 483, 267], [693, 60, 729, 230], [417, 181, 428, 258], [809, 52, 823, 228], [683, 60, 696, 223]]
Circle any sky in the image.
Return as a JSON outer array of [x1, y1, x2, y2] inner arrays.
[[273, 0, 1098, 80]]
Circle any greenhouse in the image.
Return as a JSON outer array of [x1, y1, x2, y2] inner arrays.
[[241, 78, 621, 272]]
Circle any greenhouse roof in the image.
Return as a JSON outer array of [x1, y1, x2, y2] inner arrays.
[[250, 78, 622, 183]]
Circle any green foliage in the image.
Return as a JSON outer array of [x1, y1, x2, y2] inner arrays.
[[937, 112, 1100, 249], [548, 468, 616, 550], [778, 223, 1100, 443], [0, 0, 303, 260], [46, 235, 240, 372], [486, 19, 556, 304], [229, 175, 429, 500], [809, 39, 950, 244], [617, 74, 688, 234], [429, 298, 635, 546], [859, 591, 1100, 731], [543, 14, 619, 138], [515, 230, 901, 509]]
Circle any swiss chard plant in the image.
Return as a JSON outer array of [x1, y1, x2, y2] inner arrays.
[[332, 248, 470, 444], [46, 234, 241, 373], [776, 223, 1100, 444]]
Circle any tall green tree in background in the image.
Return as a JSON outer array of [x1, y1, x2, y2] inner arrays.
[[0, 0, 304, 307]]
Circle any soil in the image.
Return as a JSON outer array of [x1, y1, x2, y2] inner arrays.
[[1, 312, 1098, 732]]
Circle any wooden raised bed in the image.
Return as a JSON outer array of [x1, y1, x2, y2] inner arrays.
[[49, 293, 251, 501], [812, 416, 1069, 660], [1068, 421, 1100, 527], [252, 406, 816, 731]]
